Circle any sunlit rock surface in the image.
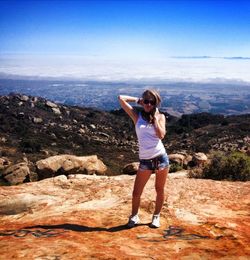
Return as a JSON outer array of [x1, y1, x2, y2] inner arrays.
[[0, 171, 249, 259], [36, 155, 107, 179]]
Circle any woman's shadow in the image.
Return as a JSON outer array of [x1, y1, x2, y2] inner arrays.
[[26, 223, 149, 233]]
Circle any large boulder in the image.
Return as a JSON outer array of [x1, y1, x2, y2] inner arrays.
[[193, 152, 208, 166], [168, 153, 185, 166], [2, 162, 30, 185], [122, 162, 139, 175], [36, 155, 107, 179]]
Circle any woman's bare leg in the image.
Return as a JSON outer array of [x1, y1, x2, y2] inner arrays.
[[131, 169, 152, 216], [154, 167, 169, 215]]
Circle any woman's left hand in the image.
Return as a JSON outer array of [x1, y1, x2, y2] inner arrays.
[[153, 108, 160, 122]]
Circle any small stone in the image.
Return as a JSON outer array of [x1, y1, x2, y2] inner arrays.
[[78, 128, 85, 134], [46, 101, 58, 108], [0, 137, 7, 143], [33, 117, 43, 124], [52, 107, 61, 115], [19, 95, 29, 102]]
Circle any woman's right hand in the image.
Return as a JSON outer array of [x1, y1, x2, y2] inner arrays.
[[137, 98, 143, 105]]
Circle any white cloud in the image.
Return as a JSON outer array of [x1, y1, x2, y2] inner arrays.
[[0, 54, 250, 83]]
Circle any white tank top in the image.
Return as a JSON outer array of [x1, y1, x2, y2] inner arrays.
[[135, 113, 166, 159]]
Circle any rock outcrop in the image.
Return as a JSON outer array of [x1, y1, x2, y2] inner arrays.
[[0, 173, 249, 259], [2, 162, 30, 185], [36, 155, 107, 179], [193, 152, 208, 166]]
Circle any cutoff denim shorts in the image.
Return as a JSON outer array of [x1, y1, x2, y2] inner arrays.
[[139, 153, 170, 171]]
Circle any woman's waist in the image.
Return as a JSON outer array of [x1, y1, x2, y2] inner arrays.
[[139, 147, 166, 160], [139, 152, 168, 162]]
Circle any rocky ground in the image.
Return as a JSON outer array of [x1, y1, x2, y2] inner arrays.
[[0, 172, 249, 259]]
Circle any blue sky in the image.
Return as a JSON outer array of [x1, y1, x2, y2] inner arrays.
[[0, 0, 250, 81]]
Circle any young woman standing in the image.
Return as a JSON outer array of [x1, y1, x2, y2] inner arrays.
[[118, 89, 169, 228]]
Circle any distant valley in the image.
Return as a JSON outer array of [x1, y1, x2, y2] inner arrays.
[[0, 78, 249, 116]]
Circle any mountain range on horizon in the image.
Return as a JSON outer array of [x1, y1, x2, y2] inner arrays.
[[171, 56, 250, 59]]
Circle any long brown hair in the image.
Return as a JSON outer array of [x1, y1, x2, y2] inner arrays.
[[141, 89, 162, 123]]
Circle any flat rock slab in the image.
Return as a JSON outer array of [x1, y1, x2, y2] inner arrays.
[[0, 173, 249, 259]]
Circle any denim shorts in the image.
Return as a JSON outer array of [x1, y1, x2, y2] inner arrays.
[[139, 153, 170, 171]]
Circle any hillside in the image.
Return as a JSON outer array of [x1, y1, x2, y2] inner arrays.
[[0, 93, 138, 175], [0, 93, 249, 177]]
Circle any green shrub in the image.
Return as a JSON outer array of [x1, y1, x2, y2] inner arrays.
[[170, 162, 183, 173], [192, 151, 250, 181]]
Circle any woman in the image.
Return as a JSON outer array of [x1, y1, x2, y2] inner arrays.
[[118, 89, 169, 228]]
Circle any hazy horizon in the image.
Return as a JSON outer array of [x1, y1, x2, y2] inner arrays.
[[1, 55, 250, 84]]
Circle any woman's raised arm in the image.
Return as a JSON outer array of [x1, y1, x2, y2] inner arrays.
[[118, 95, 139, 124]]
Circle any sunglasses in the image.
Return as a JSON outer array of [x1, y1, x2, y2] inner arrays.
[[143, 99, 156, 106]]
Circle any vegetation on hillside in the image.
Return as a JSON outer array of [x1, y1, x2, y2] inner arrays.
[[189, 151, 250, 181]]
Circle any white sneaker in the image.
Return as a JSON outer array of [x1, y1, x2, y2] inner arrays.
[[150, 214, 160, 228], [127, 214, 140, 228]]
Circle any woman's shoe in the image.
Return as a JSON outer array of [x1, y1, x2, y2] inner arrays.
[[127, 214, 140, 228], [150, 214, 160, 228]]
